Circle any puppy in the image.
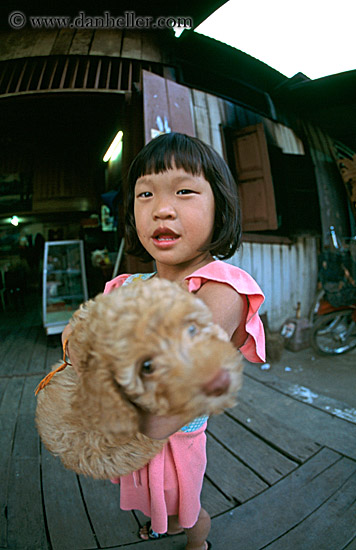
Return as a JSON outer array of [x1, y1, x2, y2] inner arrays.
[[36, 278, 243, 479]]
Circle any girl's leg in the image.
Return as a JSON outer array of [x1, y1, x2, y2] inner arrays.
[[139, 515, 184, 539], [167, 515, 184, 534], [184, 507, 211, 550]]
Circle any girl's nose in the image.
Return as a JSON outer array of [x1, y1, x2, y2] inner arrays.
[[153, 201, 177, 220]]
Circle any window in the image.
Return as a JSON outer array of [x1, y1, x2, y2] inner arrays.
[[226, 122, 321, 238], [231, 123, 278, 231]]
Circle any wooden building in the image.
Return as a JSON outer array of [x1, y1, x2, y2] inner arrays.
[[0, 5, 355, 329]]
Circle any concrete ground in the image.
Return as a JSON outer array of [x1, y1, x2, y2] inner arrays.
[[255, 345, 356, 409]]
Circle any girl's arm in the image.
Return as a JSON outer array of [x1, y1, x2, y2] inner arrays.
[[196, 281, 248, 346]]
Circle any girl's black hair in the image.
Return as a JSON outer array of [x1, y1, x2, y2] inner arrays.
[[125, 132, 242, 261]]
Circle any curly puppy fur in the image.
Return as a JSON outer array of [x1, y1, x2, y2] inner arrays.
[[36, 278, 243, 479]]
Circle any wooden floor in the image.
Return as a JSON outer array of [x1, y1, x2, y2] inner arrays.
[[1, 295, 356, 550]]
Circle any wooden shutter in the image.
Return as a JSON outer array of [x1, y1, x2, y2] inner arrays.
[[142, 70, 195, 144], [232, 123, 278, 231]]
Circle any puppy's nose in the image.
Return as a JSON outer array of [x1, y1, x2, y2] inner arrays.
[[202, 370, 231, 397]]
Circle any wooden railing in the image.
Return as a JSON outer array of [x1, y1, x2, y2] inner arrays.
[[0, 55, 162, 96]]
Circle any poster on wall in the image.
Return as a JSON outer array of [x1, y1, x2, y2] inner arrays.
[[0, 172, 33, 213]]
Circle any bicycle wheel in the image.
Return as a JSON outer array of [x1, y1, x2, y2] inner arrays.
[[310, 309, 356, 355]]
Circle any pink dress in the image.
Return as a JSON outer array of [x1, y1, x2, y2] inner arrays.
[[104, 260, 265, 534]]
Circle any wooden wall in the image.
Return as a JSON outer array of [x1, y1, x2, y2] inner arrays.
[[185, 87, 320, 328], [302, 122, 350, 246], [0, 29, 168, 64]]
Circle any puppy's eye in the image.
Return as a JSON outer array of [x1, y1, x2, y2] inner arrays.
[[187, 324, 198, 337], [140, 359, 154, 375]]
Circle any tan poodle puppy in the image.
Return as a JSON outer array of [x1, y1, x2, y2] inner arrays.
[[36, 278, 243, 479]]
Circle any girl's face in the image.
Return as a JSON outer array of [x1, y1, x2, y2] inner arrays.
[[134, 167, 215, 277]]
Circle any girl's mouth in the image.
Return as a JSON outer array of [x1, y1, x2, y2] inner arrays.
[[155, 235, 178, 242], [152, 228, 180, 247]]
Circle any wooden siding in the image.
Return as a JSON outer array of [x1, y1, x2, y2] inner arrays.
[[227, 237, 319, 331], [0, 29, 168, 63], [302, 122, 349, 246], [182, 86, 320, 329], [143, 70, 195, 144]]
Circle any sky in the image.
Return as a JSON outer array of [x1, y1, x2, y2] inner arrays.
[[194, 0, 355, 80]]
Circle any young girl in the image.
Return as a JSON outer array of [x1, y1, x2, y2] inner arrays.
[[63, 132, 265, 550]]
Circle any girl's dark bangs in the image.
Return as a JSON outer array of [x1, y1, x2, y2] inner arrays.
[[137, 137, 204, 177]]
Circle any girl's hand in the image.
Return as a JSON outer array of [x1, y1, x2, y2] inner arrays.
[[61, 323, 81, 375], [137, 409, 188, 440]]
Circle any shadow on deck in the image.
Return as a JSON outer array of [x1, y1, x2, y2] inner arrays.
[[0, 298, 355, 550]]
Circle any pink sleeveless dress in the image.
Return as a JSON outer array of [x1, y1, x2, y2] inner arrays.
[[104, 260, 265, 534]]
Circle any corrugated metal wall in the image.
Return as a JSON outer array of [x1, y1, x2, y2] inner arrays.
[[226, 237, 319, 331]]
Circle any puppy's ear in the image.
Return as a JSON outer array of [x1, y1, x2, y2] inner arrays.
[[72, 364, 140, 440], [68, 299, 98, 375]]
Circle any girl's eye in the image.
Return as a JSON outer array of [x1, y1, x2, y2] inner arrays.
[[140, 359, 155, 375], [177, 189, 195, 195], [137, 191, 152, 198]]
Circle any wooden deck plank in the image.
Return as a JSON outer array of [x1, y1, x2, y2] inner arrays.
[[0, 376, 24, 417], [3, 377, 49, 549], [344, 538, 356, 550], [79, 476, 140, 547], [13, 325, 42, 376], [207, 413, 297, 485], [2, 327, 35, 376], [0, 414, 16, 548], [209, 448, 355, 549], [0, 377, 25, 548], [18, 374, 42, 417], [6, 457, 49, 550], [0, 327, 15, 357], [264, 469, 356, 549], [0, 376, 9, 407], [201, 476, 234, 517], [241, 375, 356, 460], [41, 446, 98, 550], [27, 325, 48, 374], [12, 412, 39, 460], [107, 535, 185, 549], [230, 393, 320, 462], [245, 363, 356, 424], [0, 326, 21, 374], [206, 433, 268, 503]]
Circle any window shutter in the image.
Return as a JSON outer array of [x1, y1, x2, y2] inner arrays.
[[232, 123, 278, 231], [142, 70, 195, 144]]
